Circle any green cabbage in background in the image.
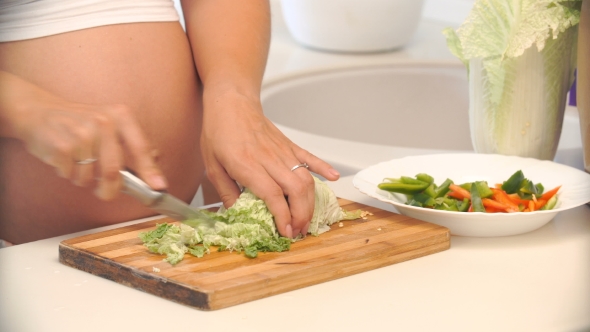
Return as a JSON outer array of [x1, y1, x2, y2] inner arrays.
[[443, 0, 582, 159]]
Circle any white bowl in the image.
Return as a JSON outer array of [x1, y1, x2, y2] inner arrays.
[[280, 0, 425, 53], [353, 153, 590, 237]]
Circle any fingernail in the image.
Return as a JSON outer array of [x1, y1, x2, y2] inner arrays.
[[286, 224, 293, 239], [151, 175, 168, 190], [329, 168, 340, 177]]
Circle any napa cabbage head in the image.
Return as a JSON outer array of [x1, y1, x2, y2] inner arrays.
[[443, 0, 581, 105], [442, 0, 581, 159], [139, 175, 361, 263], [308, 176, 362, 236]]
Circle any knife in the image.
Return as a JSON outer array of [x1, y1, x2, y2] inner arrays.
[[119, 170, 217, 228]]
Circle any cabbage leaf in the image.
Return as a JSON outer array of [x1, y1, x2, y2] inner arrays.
[[139, 176, 361, 263]]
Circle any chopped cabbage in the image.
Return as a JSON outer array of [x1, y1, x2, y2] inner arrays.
[[139, 176, 361, 263]]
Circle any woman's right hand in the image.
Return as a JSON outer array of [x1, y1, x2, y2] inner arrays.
[[0, 71, 167, 200]]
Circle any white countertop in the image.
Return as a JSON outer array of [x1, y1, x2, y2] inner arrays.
[[2, 2, 590, 332], [1, 175, 589, 332]]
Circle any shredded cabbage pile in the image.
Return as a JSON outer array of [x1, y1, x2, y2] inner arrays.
[[139, 176, 362, 264]]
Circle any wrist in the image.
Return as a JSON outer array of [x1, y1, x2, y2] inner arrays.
[[202, 80, 262, 111]]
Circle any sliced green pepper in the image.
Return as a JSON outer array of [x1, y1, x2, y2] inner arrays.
[[519, 179, 538, 195], [502, 170, 525, 194], [457, 198, 470, 212], [434, 197, 459, 211], [400, 176, 428, 185], [415, 173, 434, 185], [460, 182, 472, 191], [541, 195, 558, 210], [474, 181, 493, 198], [535, 183, 545, 196], [412, 193, 436, 208], [434, 178, 453, 198], [378, 178, 429, 195], [470, 184, 485, 212], [423, 183, 437, 198], [407, 199, 423, 207]]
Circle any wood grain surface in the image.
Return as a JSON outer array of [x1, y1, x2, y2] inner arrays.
[[59, 198, 450, 310]]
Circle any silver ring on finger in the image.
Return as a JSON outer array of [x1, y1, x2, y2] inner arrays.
[[290, 163, 309, 172], [75, 158, 98, 165]]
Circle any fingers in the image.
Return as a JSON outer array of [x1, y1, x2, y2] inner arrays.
[[283, 165, 315, 236], [199, 96, 339, 240], [232, 155, 315, 239], [240, 167, 295, 238], [93, 114, 124, 200], [24, 102, 166, 201], [71, 119, 98, 187], [275, 149, 336, 237], [29, 113, 96, 185], [294, 148, 340, 181], [205, 159, 242, 209], [205, 152, 297, 238], [8, 72, 164, 201], [110, 105, 167, 191]]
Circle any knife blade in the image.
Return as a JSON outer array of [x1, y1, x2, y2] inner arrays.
[[119, 170, 216, 228]]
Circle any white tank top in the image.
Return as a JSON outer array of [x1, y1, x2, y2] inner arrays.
[[0, 0, 180, 42]]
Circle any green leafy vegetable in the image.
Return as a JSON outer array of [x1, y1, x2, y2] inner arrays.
[[139, 176, 362, 264], [443, 0, 582, 101], [308, 176, 362, 236], [442, 0, 581, 159]]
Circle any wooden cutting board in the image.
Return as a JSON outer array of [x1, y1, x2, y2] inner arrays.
[[59, 198, 450, 310]]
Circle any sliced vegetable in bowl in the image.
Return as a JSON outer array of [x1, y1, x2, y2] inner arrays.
[[378, 170, 561, 213], [353, 154, 590, 237]]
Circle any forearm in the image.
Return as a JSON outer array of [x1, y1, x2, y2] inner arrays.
[[180, 0, 271, 102], [0, 71, 47, 139], [179, 1, 340, 238]]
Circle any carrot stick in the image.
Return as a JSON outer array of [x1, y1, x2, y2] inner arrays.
[[541, 186, 561, 201], [485, 206, 505, 213], [506, 193, 526, 206], [534, 199, 547, 210], [528, 200, 535, 212], [482, 198, 510, 212], [449, 184, 471, 200], [448, 191, 466, 200], [491, 188, 519, 212]]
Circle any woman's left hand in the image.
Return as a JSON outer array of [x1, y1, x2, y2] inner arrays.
[[200, 91, 340, 239]]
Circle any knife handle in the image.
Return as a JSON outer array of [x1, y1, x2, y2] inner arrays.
[[119, 170, 162, 206]]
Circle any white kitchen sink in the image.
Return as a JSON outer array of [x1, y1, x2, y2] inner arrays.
[[261, 63, 584, 176]]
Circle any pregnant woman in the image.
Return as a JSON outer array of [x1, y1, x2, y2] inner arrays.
[[0, 0, 339, 246]]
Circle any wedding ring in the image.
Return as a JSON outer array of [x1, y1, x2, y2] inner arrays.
[[290, 163, 309, 172], [75, 158, 98, 165]]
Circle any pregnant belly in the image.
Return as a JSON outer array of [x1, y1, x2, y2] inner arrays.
[[0, 22, 205, 244]]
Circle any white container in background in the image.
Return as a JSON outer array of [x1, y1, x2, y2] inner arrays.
[[280, 0, 425, 53]]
